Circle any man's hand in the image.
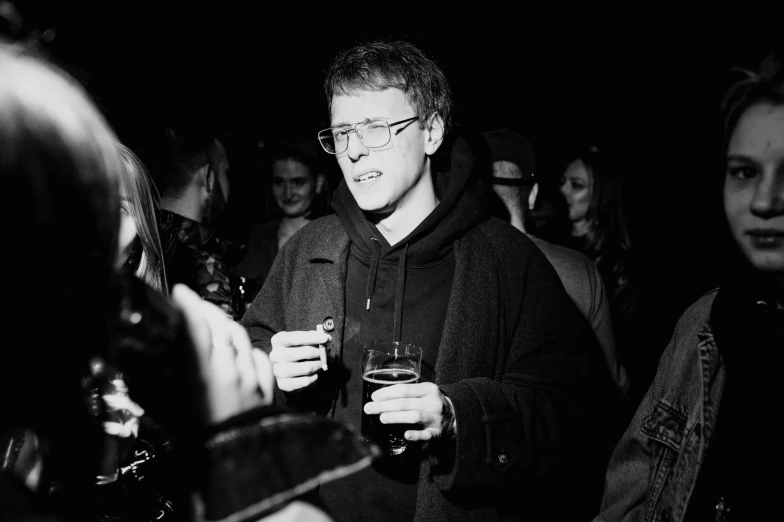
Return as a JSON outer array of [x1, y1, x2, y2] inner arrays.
[[269, 330, 332, 392], [363, 382, 456, 441], [172, 284, 273, 424]]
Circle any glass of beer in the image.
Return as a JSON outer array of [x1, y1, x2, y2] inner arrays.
[[361, 341, 422, 456]]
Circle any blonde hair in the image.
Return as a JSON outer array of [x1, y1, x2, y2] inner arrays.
[[119, 144, 169, 295]]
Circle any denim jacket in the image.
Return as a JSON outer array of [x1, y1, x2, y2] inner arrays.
[[595, 290, 725, 522]]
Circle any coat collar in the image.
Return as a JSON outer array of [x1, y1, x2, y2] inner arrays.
[[307, 216, 351, 264]]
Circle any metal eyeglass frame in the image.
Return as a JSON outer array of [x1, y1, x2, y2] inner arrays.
[[317, 116, 419, 154]]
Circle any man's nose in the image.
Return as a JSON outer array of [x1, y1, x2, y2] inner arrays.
[[346, 129, 369, 161], [750, 170, 784, 218]]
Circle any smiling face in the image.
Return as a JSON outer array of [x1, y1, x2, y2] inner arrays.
[[725, 102, 784, 273], [330, 88, 442, 223], [560, 159, 593, 224], [272, 158, 321, 218]]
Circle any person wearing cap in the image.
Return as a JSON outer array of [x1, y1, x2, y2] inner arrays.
[[481, 129, 631, 403]]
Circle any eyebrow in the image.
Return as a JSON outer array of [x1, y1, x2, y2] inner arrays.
[[726, 153, 760, 166], [329, 117, 386, 128]]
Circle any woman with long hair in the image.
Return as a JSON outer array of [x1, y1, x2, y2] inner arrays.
[[559, 145, 636, 319], [118, 144, 168, 296]]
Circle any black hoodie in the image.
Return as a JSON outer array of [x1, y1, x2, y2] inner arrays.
[[319, 135, 487, 522]]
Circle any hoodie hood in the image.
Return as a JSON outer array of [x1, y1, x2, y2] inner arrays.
[[331, 133, 488, 265]]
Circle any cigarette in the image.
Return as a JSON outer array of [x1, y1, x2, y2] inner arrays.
[[316, 324, 327, 371]]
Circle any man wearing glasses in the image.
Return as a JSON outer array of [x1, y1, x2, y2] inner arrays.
[[242, 40, 613, 521]]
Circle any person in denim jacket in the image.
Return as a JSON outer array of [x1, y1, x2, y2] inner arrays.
[[595, 55, 784, 522]]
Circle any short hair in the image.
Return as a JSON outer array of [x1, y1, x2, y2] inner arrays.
[[147, 126, 223, 196], [721, 53, 784, 151], [324, 40, 453, 135]]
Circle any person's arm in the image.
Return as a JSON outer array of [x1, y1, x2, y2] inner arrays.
[[430, 241, 613, 492], [172, 285, 377, 522], [240, 240, 335, 413], [188, 244, 240, 321], [588, 260, 630, 401], [594, 306, 695, 521]]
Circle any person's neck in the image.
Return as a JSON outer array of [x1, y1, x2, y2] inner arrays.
[[509, 212, 526, 235], [373, 177, 439, 246], [571, 218, 593, 238], [160, 194, 208, 237]]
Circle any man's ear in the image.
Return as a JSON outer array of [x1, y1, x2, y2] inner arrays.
[[199, 165, 213, 193], [528, 182, 539, 210], [315, 173, 326, 194], [424, 113, 445, 156]]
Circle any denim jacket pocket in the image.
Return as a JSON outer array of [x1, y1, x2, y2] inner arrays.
[[641, 400, 688, 522], [641, 400, 687, 452]]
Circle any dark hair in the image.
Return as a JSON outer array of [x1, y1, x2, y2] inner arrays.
[[324, 40, 453, 135], [721, 53, 784, 151], [567, 145, 637, 319], [573, 145, 632, 253], [147, 126, 223, 196], [0, 41, 123, 484], [263, 140, 331, 220]]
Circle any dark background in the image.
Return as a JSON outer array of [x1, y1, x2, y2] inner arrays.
[[6, 2, 783, 360]]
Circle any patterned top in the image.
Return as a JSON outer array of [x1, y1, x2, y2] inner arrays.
[[158, 209, 239, 320]]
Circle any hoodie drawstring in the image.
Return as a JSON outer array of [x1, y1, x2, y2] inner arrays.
[[392, 244, 409, 343], [364, 237, 408, 343], [366, 237, 380, 310]]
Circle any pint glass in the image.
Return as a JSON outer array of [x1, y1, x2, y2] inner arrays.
[[361, 342, 423, 455]]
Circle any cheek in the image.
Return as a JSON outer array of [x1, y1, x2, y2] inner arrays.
[[297, 184, 315, 199], [724, 184, 750, 230], [119, 215, 137, 250]]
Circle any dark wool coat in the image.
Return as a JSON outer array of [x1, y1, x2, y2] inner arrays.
[[242, 214, 612, 521]]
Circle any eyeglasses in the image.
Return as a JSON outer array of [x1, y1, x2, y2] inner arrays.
[[317, 116, 419, 154]]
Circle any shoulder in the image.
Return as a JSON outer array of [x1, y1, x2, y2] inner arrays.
[[531, 237, 595, 275], [248, 220, 280, 239], [674, 289, 718, 333], [458, 218, 560, 286], [463, 217, 539, 258], [274, 215, 348, 265], [285, 215, 344, 248]]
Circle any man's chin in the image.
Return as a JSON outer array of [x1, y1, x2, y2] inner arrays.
[[361, 206, 393, 224]]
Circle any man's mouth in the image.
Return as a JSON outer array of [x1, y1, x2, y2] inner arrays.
[[355, 171, 381, 184]]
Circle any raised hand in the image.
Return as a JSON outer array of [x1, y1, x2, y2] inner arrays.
[[172, 284, 273, 424], [268, 330, 332, 392]]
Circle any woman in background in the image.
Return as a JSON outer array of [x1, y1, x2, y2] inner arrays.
[[118, 143, 168, 296], [559, 145, 637, 322], [234, 141, 330, 304], [559, 145, 640, 403]]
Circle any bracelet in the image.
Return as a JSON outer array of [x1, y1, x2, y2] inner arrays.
[[440, 391, 457, 439]]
